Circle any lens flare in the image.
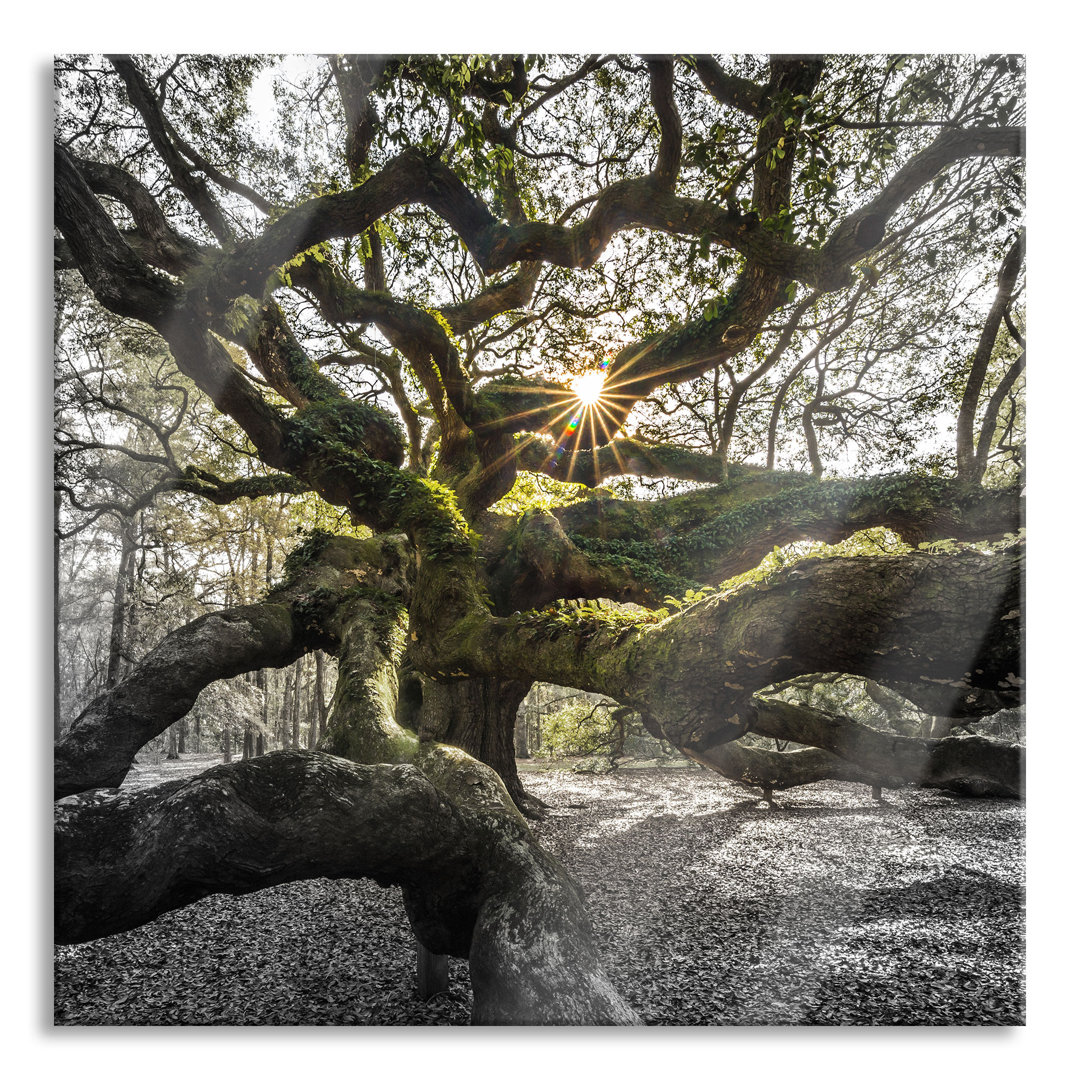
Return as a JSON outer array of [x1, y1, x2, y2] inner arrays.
[[571, 370, 606, 406]]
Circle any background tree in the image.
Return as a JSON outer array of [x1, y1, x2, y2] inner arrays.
[[54, 53, 1024, 1023]]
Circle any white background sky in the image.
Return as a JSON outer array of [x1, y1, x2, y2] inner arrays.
[[7, 7, 1074, 1074]]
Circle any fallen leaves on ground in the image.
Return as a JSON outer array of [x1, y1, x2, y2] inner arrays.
[[54, 757, 1023, 1026]]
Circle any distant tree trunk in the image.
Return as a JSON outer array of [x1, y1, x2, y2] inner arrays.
[[280, 665, 294, 752], [514, 687, 531, 759], [54, 491, 62, 739], [307, 678, 318, 749], [802, 367, 827, 479], [420, 677, 534, 811], [257, 667, 270, 755], [177, 718, 187, 755], [223, 725, 232, 763], [292, 658, 302, 749], [311, 650, 328, 748], [105, 521, 136, 690], [194, 714, 201, 753], [166, 724, 179, 760], [957, 233, 1024, 482]]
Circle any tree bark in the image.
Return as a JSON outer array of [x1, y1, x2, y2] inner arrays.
[[419, 677, 534, 813], [105, 520, 136, 690], [55, 749, 638, 1025], [957, 233, 1024, 482], [448, 544, 1023, 769], [743, 696, 1021, 797]]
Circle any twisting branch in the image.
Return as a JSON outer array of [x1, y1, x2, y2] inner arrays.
[[744, 695, 1021, 797], [54, 534, 405, 797], [68, 155, 204, 274], [686, 55, 766, 116], [54, 142, 179, 322], [54, 747, 638, 1024], [957, 231, 1025, 482], [108, 55, 234, 243]]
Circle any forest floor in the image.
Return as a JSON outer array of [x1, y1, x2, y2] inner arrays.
[[54, 753, 1024, 1026]]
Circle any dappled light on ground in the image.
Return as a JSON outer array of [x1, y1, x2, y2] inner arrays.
[[54, 761, 1022, 1025], [528, 770, 1023, 1025]]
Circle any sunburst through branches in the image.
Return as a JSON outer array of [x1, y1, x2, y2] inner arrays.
[[485, 353, 650, 484], [570, 370, 606, 407]]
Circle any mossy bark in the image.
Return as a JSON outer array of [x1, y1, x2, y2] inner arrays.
[[746, 696, 1022, 797], [419, 677, 534, 812], [320, 598, 418, 764], [54, 601, 300, 798], [55, 749, 637, 1025]]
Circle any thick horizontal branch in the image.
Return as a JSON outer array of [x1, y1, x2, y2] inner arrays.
[[746, 696, 1021, 796], [689, 740, 900, 793], [515, 435, 784, 487], [480, 508, 696, 613], [170, 466, 312, 504], [564, 475, 1021, 586], [435, 543, 1022, 757], [209, 122, 1021, 317], [205, 150, 435, 309], [55, 745, 637, 1024], [202, 148, 812, 317], [55, 752, 458, 943]]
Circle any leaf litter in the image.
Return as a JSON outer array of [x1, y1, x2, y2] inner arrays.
[[54, 759, 1023, 1026]]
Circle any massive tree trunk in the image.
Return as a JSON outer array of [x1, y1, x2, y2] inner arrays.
[[419, 676, 534, 813], [51, 536, 639, 1022]]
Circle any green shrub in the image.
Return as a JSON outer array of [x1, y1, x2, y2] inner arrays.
[[539, 698, 615, 758]]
